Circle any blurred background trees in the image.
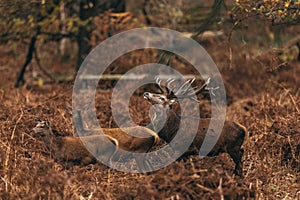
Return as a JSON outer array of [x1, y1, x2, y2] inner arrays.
[[0, 0, 299, 87], [0, 0, 125, 86]]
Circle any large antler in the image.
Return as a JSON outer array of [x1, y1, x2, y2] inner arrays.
[[172, 78, 210, 102], [155, 77, 211, 102], [155, 77, 174, 96]]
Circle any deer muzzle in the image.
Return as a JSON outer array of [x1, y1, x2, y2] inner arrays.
[[143, 92, 150, 100]]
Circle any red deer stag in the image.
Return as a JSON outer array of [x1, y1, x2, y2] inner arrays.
[[143, 78, 247, 176]]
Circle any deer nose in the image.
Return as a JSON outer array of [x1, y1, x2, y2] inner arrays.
[[143, 92, 149, 99]]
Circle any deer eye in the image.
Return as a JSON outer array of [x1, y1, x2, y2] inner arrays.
[[158, 97, 165, 101]]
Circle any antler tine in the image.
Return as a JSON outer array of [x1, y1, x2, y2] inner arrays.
[[183, 78, 196, 92], [155, 77, 173, 95], [174, 78, 195, 96], [187, 77, 210, 96], [174, 77, 211, 101], [163, 78, 176, 96], [205, 77, 211, 85], [155, 77, 165, 93], [166, 78, 175, 91], [155, 77, 161, 86]]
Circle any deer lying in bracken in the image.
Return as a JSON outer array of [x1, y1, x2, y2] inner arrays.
[[75, 110, 160, 171], [143, 78, 247, 176], [32, 120, 118, 165], [33, 113, 159, 171]]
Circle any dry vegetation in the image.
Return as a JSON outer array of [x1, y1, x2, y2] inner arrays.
[[0, 16, 300, 200]]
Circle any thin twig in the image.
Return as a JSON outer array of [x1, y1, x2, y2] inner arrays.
[[217, 178, 224, 200], [287, 136, 300, 163], [33, 48, 57, 82], [270, 80, 300, 113], [196, 183, 214, 193], [3, 106, 24, 192]]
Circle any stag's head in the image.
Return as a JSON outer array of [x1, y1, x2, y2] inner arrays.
[[143, 77, 211, 108]]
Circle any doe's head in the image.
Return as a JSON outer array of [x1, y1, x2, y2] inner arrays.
[[32, 119, 52, 137]]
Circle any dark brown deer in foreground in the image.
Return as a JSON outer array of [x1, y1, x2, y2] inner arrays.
[[32, 120, 118, 165], [143, 78, 247, 176]]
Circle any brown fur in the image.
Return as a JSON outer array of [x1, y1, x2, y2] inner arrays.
[[96, 127, 159, 153], [144, 91, 247, 176], [32, 120, 118, 165], [75, 111, 160, 171], [34, 117, 160, 171]]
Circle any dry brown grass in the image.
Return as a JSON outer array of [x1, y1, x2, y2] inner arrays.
[[0, 57, 299, 199]]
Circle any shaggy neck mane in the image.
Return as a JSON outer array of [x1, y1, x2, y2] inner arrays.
[[157, 104, 181, 143]]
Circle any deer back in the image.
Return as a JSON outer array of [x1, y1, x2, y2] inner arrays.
[[89, 126, 159, 153]]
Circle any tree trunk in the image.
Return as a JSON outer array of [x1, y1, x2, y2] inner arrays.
[[15, 29, 39, 88], [59, 2, 71, 60], [75, 0, 126, 69]]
